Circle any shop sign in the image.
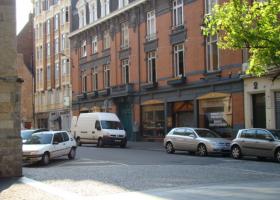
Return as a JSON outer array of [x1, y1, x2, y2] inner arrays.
[[207, 112, 229, 127]]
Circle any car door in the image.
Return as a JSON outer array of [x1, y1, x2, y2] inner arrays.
[[62, 132, 72, 155], [255, 129, 276, 157], [239, 129, 257, 156], [172, 128, 185, 150], [52, 133, 65, 158], [181, 129, 197, 151]]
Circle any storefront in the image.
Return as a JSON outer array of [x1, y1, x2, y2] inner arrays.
[[198, 93, 233, 138]]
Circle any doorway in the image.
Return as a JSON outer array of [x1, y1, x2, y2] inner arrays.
[[252, 93, 266, 128]]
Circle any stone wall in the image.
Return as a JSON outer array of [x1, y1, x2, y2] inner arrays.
[[0, 0, 22, 178]]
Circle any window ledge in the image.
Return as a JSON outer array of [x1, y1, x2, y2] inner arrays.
[[167, 76, 186, 86]]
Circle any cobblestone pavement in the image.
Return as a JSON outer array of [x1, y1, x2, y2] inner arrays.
[[1, 142, 280, 199]]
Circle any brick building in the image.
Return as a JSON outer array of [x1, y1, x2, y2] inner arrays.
[[17, 14, 34, 129], [69, 0, 245, 141], [33, 0, 72, 130]]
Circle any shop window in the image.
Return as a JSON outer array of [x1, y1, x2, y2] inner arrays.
[[142, 104, 165, 138]]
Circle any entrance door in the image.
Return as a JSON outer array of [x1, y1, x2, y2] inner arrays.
[[276, 92, 280, 129], [118, 103, 133, 140], [252, 93, 266, 128]]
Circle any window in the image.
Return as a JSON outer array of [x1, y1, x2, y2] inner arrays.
[[240, 130, 256, 139], [256, 129, 273, 140], [62, 59, 70, 76], [173, 43, 185, 77], [121, 22, 129, 49], [119, 0, 129, 8], [61, 7, 69, 25], [147, 10, 156, 41], [103, 30, 110, 50], [62, 132, 69, 142], [206, 35, 219, 71], [92, 67, 98, 91], [89, 1, 98, 23], [80, 10, 86, 28], [55, 38, 59, 54], [46, 19, 50, 35], [53, 133, 63, 144], [55, 63, 60, 84], [54, 14, 59, 31], [173, 0, 184, 27], [82, 73, 87, 93], [205, 0, 219, 72], [95, 120, 101, 130], [61, 34, 66, 51], [103, 65, 110, 88], [121, 59, 129, 84], [101, 0, 110, 17], [81, 40, 87, 57], [147, 51, 156, 83], [47, 65, 51, 82], [92, 35, 98, 54], [47, 42, 51, 57], [45, 0, 49, 11]]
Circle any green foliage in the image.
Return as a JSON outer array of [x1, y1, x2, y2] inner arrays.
[[203, 0, 280, 76]]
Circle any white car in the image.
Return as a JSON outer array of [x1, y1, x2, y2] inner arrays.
[[22, 131, 77, 165]]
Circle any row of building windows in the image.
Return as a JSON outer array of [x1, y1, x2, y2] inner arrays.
[[34, 0, 60, 16]]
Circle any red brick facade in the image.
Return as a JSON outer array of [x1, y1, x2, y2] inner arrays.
[[70, 0, 244, 140]]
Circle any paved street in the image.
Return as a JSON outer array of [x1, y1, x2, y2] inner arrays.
[[1, 142, 280, 199]]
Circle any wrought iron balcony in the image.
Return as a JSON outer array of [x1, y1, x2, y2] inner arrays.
[[110, 84, 134, 97]]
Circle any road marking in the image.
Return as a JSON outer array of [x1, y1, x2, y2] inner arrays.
[[19, 177, 87, 200]]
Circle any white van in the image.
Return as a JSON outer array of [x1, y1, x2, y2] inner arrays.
[[72, 112, 127, 148]]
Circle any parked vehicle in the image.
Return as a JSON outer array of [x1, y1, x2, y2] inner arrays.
[[22, 131, 77, 165], [231, 129, 280, 162], [21, 129, 48, 143], [164, 127, 231, 156], [72, 112, 127, 148]]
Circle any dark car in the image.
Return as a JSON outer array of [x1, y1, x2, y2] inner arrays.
[[21, 129, 48, 143], [231, 128, 280, 162]]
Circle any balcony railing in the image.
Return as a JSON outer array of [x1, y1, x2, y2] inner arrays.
[[111, 84, 134, 97]]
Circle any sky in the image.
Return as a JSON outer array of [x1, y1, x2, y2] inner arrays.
[[16, 0, 33, 34]]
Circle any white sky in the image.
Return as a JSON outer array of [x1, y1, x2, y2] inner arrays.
[[16, 0, 33, 34]]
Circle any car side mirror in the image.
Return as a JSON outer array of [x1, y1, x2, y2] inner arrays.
[[96, 126, 101, 131]]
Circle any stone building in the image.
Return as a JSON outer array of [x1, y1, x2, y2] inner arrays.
[[0, 0, 22, 177], [33, 0, 72, 131], [17, 13, 34, 129], [69, 0, 245, 141]]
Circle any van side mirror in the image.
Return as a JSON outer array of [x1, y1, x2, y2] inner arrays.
[[96, 126, 101, 131]]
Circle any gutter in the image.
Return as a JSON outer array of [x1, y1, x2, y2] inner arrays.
[[68, 0, 147, 38]]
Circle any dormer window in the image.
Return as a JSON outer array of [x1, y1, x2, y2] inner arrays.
[[88, 0, 97, 23], [77, 0, 87, 28], [119, 0, 129, 9], [101, 0, 110, 17]]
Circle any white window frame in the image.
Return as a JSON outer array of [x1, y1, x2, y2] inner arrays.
[[92, 35, 98, 54], [103, 30, 110, 50], [121, 22, 129, 49], [47, 42, 51, 57], [101, 0, 110, 17], [121, 59, 129, 84], [89, 0, 98, 23], [147, 51, 157, 83], [54, 13, 59, 32], [82, 73, 87, 93], [147, 10, 156, 41], [206, 35, 219, 72], [205, 0, 218, 15], [46, 19, 50, 35], [81, 40, 87, 57], [61, 34, 66, 51], [62, 59, 70, 76], [119, 0, 129, 9], [55, 38, 59, 54], [172, 0, 184, 27], [173, 43, 185, 77], [92, 66, 98, 91], [103, 65, 110, 88], [47, 65, 51, 82], [55, 63, 60, 85]]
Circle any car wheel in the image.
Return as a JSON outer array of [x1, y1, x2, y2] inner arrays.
[[68, 147, 76, 160], [41, 152, 50, 166], [97, 138, 104, 147], [120, 140, 127, 148], [166, 142, 175, 154], [275, 149, 280, 163], [197, 144, 207, 156], [76, 138, 82, 146], [231, 145, 242, 159]]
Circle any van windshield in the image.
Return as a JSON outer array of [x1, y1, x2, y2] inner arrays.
[[101, 121, 124, 130]]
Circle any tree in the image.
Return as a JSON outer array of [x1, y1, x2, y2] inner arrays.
[[203, 0, 280, 78]]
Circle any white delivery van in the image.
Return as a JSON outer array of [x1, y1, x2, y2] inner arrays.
[[72, 112, 127, 148]]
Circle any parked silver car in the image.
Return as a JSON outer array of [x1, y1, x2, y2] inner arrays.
[[231, 128, 280, 162], [164, 127, 231, 156]]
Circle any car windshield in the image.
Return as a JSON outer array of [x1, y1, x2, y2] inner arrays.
[[269, 130, 280, 140], [101, 121, 124, 130], [21, 130, 34, 140], [24, 133, 53, 145], [195, 129, 220, 138]]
